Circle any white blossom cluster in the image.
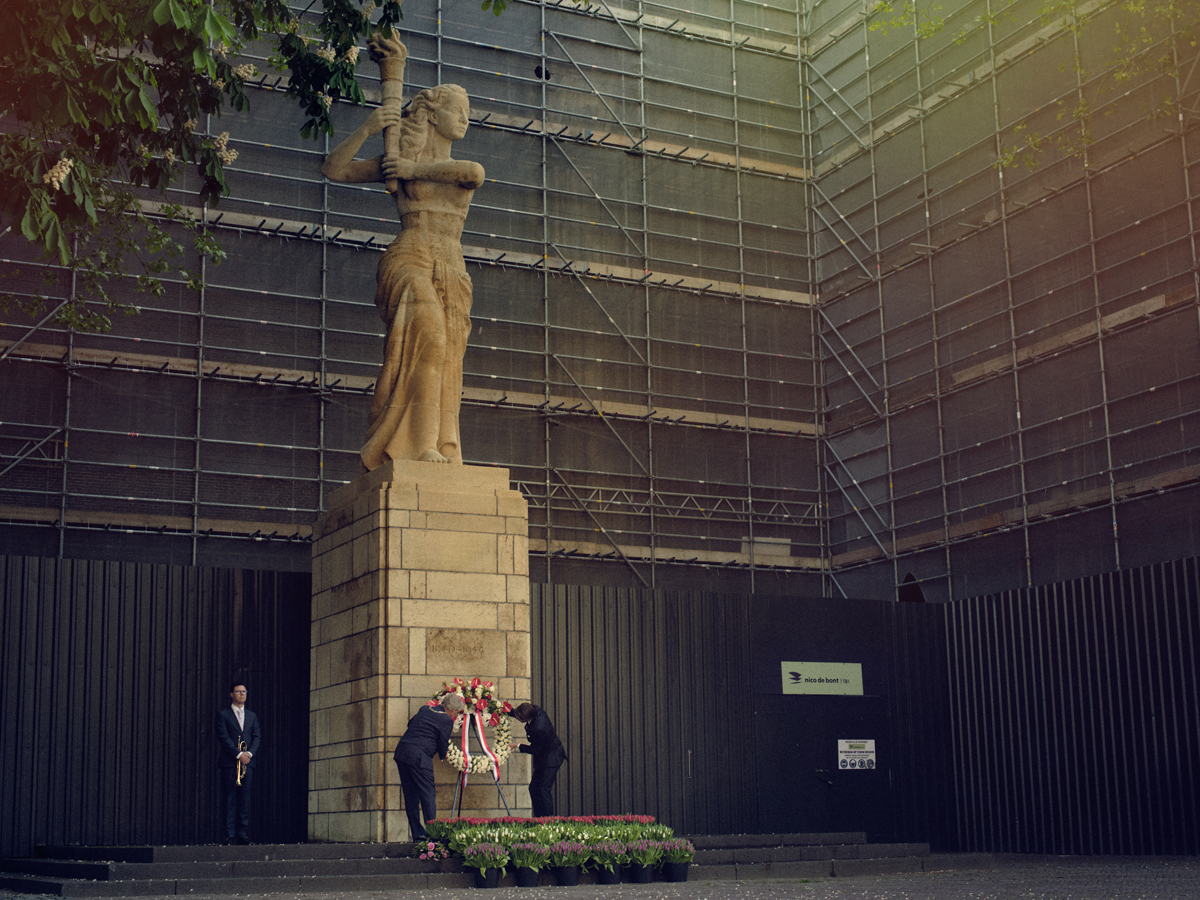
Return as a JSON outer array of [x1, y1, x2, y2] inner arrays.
[[161, 148, 176, 165], [314, 45, 336, 63], [234, 63, 257, 80], [318, 92, 332, 110], [42, 157, 73, 191], [213, 131, 238, 165], [183, 118, 198, 133], [361, 1, 376, 20], [344, 45, 360, 64]]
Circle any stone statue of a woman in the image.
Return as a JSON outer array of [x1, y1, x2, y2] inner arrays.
[[323, 31, 484, 469]]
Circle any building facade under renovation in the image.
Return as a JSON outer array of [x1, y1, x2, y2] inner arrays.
[[3, 0, 1199, 602], [2, 0, 1199, 861]]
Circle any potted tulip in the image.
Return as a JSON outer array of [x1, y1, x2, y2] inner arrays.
[[547, 840, 588, 886], [508, 843, 550, 887], [659, 838, 694, 882], [586, 842, 627, 885], [624, 840, 664, 883], [460, 842, 509, 889]]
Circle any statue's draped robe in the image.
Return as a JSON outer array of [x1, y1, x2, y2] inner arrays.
[[361, 229, 472, 470]]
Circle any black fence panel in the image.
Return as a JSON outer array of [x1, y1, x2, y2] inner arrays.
[[0, 557, 311, 858], [747, 594, 953, 845], [946, 558, 1200, 855], [530, 584, 757, 835]]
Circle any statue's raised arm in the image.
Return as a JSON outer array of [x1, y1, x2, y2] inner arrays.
[[323, 30, 485, 469]]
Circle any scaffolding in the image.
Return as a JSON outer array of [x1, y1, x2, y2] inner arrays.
[[2, 0, 1198, 600], [810, 0, 1200, 600], [0, 0, 821, 593]]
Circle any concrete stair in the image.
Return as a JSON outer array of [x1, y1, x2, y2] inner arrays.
[[0, 844, 470, 896], [687, 832, 996, 880], [0, 836, 997, 895]]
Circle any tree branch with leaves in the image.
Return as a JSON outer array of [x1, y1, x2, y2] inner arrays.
[[0, 0, 488, 332]]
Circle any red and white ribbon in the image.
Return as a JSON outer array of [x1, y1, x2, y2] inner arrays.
[[473, 712, 501, 777]]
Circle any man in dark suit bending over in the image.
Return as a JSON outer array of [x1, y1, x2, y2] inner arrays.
[[394, 693, 464, 841], [216, 682, 262, 844]]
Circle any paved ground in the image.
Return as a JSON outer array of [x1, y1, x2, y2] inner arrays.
[[4, 857, 1199, 900]]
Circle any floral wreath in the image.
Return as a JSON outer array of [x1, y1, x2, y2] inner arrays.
[[433, 677, 514, 775]]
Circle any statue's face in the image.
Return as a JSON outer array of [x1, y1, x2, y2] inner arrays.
[[431, 94, 470, 142]]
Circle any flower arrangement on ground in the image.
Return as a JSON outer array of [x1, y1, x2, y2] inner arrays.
[[460, 842, 510, 873], [660, 838, 695, 864], [434, 678, 513, 774], [508, 843, 551, 872], [413, 840, 450, 861]]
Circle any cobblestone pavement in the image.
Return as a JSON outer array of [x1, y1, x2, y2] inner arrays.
[[4, 857, 1200, 900]]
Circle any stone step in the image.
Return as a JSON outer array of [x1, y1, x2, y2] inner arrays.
[[34, 844, 411, 863], [687, 832, 866, 849], [0, 870, 472, 897], [693, 840, 930, 865], [0, 856, 448, 882], [692, 852, 998, 882]]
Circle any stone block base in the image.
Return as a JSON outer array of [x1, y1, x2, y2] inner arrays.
[[308, 460, 531, 842]]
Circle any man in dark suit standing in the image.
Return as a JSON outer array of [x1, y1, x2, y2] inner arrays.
[[216, 682, 261, 844], [394, 693, 464, 841]]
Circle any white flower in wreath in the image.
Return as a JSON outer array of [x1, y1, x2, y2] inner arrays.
[[434, 678, 514, 774], [444, 714, 512, 774]]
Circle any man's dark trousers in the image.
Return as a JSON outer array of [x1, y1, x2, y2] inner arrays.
[[221, 765, 253, 841], [395, 744, 437, 841], [529, 761, 561, 817]]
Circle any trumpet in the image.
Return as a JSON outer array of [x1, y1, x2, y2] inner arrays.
[[236, 740, 248, 786]]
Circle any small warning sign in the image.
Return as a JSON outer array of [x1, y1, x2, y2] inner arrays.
[[837, 739, 876, 770]]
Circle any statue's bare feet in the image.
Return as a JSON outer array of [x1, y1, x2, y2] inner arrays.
[[419, 448, 451, 464]]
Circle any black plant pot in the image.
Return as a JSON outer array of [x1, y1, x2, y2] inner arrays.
[[661, 861, 690, 882], [595, 865, 622, 884], [626, 862, 654, 883], [472, 867, 501, 889], [552, 865, 581, 886], [514, 867, 541, 887]]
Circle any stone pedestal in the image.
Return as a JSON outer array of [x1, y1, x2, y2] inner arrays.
[[308, 460, 532, 842]]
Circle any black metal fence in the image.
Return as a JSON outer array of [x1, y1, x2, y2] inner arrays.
[[945, 558, 1200, 854], [2, 554, 1197, 857], [0, 557, 311, 857]]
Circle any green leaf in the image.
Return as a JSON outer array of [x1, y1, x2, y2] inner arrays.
[[202, 7, 235, 42], [66, 92, 85, 125], [19, 205, 38, 242], [167, 0, 187, 29], [152, 0, 171, 26]]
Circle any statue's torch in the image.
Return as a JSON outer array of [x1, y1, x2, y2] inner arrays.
[[368, 27, 407, 194]]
